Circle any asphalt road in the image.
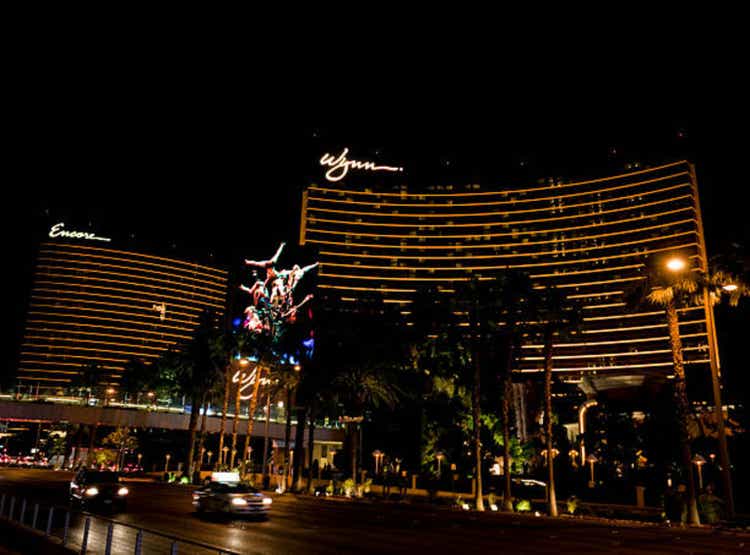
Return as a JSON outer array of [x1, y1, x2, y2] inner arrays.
[[0, 469, 748, 554]]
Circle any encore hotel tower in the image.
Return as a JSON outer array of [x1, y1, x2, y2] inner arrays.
[[18, 230, 228, 393], [301, 160, 715, 389]]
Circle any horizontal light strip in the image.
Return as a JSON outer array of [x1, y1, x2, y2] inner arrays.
[[20, 352, 128, 363], [38, 255, 226, 288], [583, 306, 701, 321], [582, 303, 627, 310], [26, 319, 192, 341], [31, 287, 208, 315], [321, 272, 495, 282], [308, 172, 689, 208], [307, 194, 694, 223], [521, 346, 703, 361], [34, 273, 225, 304], [308, 161, 688, 198], [28, 310, 194, 334], [530, 264, 644, 279], [18, 368, 86, 376], [17, 376, 73, 383], [22, 343, 159, 358], [24, 335, 171, 352], [520, 332, 708, 348], [34, 280, 224, 310], [516, 359, 710, 373], [37, 263, 226, 296], [318, 284, 417, 294], [17, 360, 120, 370], [44, 242, 226, 278], [29, 304, 196, 332], [567, 291, 623, 299], [25, 328, 177, 346], [30, 294, 200, 321], [581, 319, 705, 334]]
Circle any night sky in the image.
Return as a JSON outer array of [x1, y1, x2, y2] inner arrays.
[[4, 93, 749, 407]]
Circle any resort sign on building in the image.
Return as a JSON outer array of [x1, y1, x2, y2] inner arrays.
[[48, 222, 111, 242], [320, 148, 403, 182]]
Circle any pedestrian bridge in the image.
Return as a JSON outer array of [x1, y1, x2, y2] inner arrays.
[[0, 399, 345, 443]]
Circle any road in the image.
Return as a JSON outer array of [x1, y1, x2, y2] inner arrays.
[[0, 469, 748, 554]]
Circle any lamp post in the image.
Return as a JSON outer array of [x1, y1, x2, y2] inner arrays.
[[692, 454, 707, 491], [687, 165, 738, 517], [586, 454, 597, 487], [137, 453, 142, 469], [435, 452, 445, 478], [231, 448, 237, 469], [372, 450, 384, 475], [200, 447, 206, 465], [222, 446, 229, 467], [164, 453, 171, 473], [207, 451, 213, 466]]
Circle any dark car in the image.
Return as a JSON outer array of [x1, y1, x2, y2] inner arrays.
[[192, 481, 272, 518], [70, 469, 129, 511]]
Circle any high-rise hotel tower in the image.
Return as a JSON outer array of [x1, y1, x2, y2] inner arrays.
[[301, 161, 715, 388]]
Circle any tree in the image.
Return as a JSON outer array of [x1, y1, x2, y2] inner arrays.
[[68, 362, 102, 404], [532, 286, 581, 517], [103, 427, 138, 470], [630, 256, 703, 525]]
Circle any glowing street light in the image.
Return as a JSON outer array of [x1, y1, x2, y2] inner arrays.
[[207, 451, 213, 466], [435, 451, 445, 477], [692, 454, 707, 490], [222, 446, 229, 466], [666, 257, 688, 272], [586, 454, 598, 487], [200, 447, 206, 464], [372, 450, 384, 474], [164, 453, 171, 473], [137, 453, 142, 467]]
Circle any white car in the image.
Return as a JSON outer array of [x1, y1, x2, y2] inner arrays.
[[193, 477, 272, 518]]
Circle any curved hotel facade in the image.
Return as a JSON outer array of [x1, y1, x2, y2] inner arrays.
[[18, 238, 228, 391], [301, 160, 713, 384]]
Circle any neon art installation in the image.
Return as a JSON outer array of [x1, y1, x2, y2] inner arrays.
[[234, 242, 317, 399]]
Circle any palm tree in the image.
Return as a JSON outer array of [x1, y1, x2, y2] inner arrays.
[[533, 286, 581, 517], [69, 362, 102, 405], [630, 256, 703, 524], [490, 271, 538, 511], [333, 365, 400, 486], [241, 358, 268, 476]]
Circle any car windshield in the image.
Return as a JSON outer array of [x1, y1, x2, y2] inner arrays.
[[213, 483, 257, 493], [85, 471, 120, 483]]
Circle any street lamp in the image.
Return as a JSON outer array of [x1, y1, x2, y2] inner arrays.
[[666, 256, 688, 272], [586, 454, 597, 487], [372, 450, 384, 475], [692, 454, 707, 490], [164, 453, 171, 473], [200, 447, 206, 465], [137, 453, 142, 468], [222, 446, 229, 466], [435, 452, 445, 478], [207, 451, 213, 466]]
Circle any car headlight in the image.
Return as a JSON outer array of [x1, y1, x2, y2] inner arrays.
[[231, 498, 248, 506], [117, 487, 129, 496], [84, 487, 99, 496], [262, 497, 272, 505]]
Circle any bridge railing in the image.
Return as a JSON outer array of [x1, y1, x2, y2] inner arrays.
[[0, 491, 239, 554]]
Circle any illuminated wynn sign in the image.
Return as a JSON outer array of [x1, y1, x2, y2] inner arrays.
[[320, 148, 403, 182], [49, 222, 111, 242]]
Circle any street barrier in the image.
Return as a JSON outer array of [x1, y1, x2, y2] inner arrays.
[[0, 490, 239, 554]]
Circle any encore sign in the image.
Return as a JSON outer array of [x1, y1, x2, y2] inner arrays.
[[320, 148, 403, 182], [49, 222, 111, 242]]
